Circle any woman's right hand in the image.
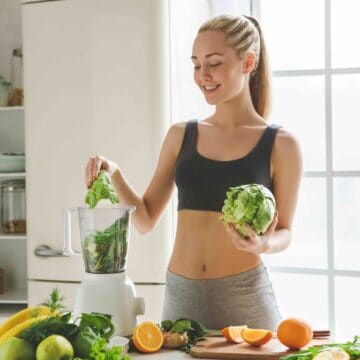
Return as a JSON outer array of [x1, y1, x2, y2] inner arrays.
[[85, 154, 119, 189]]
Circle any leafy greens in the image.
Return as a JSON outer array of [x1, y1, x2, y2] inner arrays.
[[85, 171, 119, 208], [221, 183, 276, 238]]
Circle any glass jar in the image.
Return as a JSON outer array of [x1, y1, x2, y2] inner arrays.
[[1, 179, 26, 233], [0, 77, 11, 107], [9, 48, 23, 106]]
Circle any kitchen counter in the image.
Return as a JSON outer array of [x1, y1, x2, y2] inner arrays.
[[130, 349, 191, 359]]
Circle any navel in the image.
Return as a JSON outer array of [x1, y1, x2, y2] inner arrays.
[[202, 264, 207, 272]]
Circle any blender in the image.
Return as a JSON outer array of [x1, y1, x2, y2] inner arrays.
[[64, 206, 145, 336]]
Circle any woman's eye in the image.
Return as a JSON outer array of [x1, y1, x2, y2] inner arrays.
[[210, 63, 221, 67], [194, 66, 200, 70]]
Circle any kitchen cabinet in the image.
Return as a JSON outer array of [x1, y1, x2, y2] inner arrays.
[[0, 106, 27, 313]]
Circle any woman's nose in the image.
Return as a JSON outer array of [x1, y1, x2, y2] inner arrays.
[[199, 66, 212, 81]]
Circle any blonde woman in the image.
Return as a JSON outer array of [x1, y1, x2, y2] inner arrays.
[[85, 15, 302, 331]]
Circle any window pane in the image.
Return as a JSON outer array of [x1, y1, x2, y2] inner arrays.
[[335, 276, 360, 341], [260, 0, 324, 70], [332, 74, 360, 170], [272, 76, 325, 171], [333, 178, 360, 271], [331, 0, 360, 68], [270, 272, 328, 330], [264, 178, 327, 269]]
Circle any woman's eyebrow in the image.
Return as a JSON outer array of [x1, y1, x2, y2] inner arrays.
[[191, 52, 224, 60]]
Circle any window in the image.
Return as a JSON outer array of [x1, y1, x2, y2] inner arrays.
[[169, 0, 360, 340]]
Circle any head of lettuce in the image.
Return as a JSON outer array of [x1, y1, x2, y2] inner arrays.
[[220, 184, 276, 238]]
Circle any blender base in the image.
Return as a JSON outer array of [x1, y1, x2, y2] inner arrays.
[[73, 271, 145, 336]]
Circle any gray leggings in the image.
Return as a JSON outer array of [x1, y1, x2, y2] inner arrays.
[[161, 262, 282, 331]]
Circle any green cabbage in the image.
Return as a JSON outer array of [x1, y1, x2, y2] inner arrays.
[[221, 184, 276, 238]]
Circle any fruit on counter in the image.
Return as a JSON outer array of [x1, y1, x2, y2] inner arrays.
[[0, 306, 55, 338], [221, 325, 247, 343], [221, 184, 276, 238], [312, 348, 350, 360], [132, 321, 164, 353], [36, 335, 73, 360], [241, 327, 273, 346], [0, 337, 35, 360], [0, 315, 48, 343], [277, 317, 313, 350]]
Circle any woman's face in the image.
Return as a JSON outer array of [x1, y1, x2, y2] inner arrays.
[[192, 30, 253, 105]]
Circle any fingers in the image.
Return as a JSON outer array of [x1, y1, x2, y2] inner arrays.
[[264, 211, 279, 236], [85, 155, 105, 189]]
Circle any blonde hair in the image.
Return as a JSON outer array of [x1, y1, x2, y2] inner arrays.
[[198, 15, 272, 119]]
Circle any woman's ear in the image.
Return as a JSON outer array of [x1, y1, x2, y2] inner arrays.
[[243, 51, 256, 74]]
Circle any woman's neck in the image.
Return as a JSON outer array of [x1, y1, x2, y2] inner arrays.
[[211, 85, 265, 129]]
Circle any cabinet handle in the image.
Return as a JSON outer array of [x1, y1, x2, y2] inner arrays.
[[34, 244, 80, 258]]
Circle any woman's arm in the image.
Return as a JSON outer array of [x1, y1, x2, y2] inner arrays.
[[86, 122, 186, 234], [265, 128, 303, 253]]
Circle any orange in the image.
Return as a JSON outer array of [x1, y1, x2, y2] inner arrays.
[[132, 321, 164, 353], [221, 325, 247, 343], [241, 328, 273, 347], [277, 317, 313, 349]]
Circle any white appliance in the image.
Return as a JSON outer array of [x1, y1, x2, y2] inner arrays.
[[21, 0, 172, 323]]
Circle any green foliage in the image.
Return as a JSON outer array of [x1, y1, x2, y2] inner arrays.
[[83, 214, 129, 273], [279, 336, 360, 360], [159, 318, 208, 353], [221, 183, 276, 238], [41, 288, 65, 312], [89, 337, 130, 360], [85, 171, 119, 208]]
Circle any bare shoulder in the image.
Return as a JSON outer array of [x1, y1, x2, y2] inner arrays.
[[162, 121, 188, 158], [273, 128, 302, 165]]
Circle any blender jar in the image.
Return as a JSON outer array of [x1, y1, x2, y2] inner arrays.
[[1, 179, 26, 233], [77, 206, 134, 274]]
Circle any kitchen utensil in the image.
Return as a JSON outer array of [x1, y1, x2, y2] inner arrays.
[[190, 336, 333, 359], [63, 206, 145, 336], [0, 153, 25, 172], [1, 179, 26, 233]]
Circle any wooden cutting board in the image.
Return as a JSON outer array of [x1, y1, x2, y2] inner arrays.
[[190, 336, 332, 359]]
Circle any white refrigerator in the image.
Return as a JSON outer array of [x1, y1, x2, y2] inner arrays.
[[21, 0, 172, 323]]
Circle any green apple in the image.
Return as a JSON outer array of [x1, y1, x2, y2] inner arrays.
[[36, 335, 74, 360], [0, 337, 35, 360]]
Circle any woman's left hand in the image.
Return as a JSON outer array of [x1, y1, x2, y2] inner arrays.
[[226, 212, 279, 254]]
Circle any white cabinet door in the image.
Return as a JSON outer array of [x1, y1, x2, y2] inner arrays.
[[22, 0, 171, 286]]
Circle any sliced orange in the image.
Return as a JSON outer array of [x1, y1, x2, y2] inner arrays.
[[132, 321, 164, 353], [221, 325, 248, 343], [241, 327, 273, 347]]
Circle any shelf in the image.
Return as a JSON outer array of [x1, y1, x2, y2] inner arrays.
[[0, 288, 27, 304], [0, 233, 26, 240], [0, 106, 24, 112], [0, 172, 26, 178]]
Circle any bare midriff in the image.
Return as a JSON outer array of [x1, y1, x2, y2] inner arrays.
[[168, 210, 262, 280]]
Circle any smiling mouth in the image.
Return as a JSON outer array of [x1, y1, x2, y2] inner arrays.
[[202, 84, 221, 93]]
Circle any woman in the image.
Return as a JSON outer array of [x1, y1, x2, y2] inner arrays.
[[85, 14, 302, 331]]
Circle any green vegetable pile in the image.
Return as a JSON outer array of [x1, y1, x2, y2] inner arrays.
[[221, 183, 276, 238], [19, 289, 130, 360], [83, 214, 129, 273], [85, 171, 119, 208], [279, 335, 360, 360]]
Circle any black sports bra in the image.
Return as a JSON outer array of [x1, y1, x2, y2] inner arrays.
[[174, 120, 280, 212]]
